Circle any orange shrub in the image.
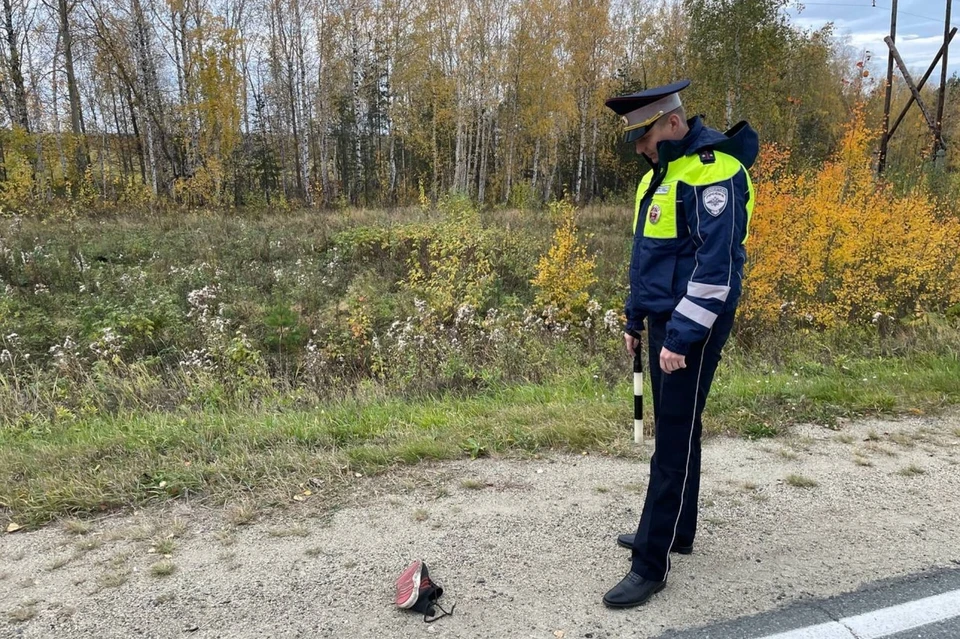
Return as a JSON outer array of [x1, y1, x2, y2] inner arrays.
[[741, 109, 960, 329]]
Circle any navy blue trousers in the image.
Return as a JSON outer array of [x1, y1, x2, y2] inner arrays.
[[630, 309, 736, 582]]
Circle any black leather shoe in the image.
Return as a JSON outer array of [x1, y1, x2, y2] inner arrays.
[[602, 571, 666, 608], [616, 533, 693, 555]]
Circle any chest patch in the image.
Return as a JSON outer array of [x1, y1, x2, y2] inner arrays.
[[649, 204, 662, 224], [654, 185, 671, 196], [702, 186, 729, 216]]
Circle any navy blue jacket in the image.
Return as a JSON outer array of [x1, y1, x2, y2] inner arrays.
[[626, 117, 758, 355]]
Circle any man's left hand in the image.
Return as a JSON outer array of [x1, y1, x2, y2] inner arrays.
[[660, 347, 686, 374]]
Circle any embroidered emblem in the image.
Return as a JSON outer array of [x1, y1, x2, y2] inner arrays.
[[648, 204, 661, 224], [702, 186, 728, 216], [655, 185, 671, 196]]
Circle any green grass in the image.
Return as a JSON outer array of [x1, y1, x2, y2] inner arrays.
[[1, 352, 959, 527]]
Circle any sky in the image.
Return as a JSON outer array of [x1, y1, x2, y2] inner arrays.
[[785, 0, 959, 80]]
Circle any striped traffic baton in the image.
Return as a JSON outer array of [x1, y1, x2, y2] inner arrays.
[[628, 330, 643, 444]]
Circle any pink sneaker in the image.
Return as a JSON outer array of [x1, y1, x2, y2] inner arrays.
[[395, 559, 423, 609]]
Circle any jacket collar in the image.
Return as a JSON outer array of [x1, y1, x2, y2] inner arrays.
[[646, 116, 704, 172]]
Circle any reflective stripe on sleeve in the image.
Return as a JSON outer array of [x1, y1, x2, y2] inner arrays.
[[687, 281, 731, 302], [676, 297, 718, 329]]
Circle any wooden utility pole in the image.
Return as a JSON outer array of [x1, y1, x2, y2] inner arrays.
[[885, 37, 938, 132], [878, 0, 955, 175], [878, 0, 898, 174], [887, 28, 957, 141], [933, 0, 953, 161]]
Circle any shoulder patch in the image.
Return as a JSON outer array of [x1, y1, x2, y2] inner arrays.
[[698, 149, 716, 164], [702, 186, 728, 216]]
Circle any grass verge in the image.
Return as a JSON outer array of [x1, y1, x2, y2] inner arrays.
[[1, 353, 958, 527]]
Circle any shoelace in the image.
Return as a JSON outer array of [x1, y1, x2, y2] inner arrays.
[[424, 600, 455, 623], [419, 577, 456, 623]]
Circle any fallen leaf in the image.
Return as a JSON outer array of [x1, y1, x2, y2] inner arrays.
[[293, 495, 305, 502], [354, 472, 363, 478], [554, 631, 565, 638], [6, 522, 22, 533], [303, 489, 312, 496]]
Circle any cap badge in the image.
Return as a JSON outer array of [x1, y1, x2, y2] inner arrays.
[[702, 186, 728, 216]]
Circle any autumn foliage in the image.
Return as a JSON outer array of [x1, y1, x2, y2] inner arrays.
[[741, 109, 960, 329], [531, 199, 598, 320]]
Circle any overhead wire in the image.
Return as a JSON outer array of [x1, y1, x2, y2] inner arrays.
[[791, 1, 958, 30]]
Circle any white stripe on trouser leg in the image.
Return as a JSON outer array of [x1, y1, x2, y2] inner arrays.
[[662, 328, 713, 582]]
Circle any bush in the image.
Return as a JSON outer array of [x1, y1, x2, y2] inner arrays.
[[742, 108, 960, 330]]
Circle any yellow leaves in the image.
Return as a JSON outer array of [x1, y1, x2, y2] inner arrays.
[[531, 199, 597, 320], [403, 200, 495, 319], [742, 109, 960, 329]]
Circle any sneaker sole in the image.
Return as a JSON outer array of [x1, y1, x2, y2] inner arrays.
[[395, 560, 423, 609]]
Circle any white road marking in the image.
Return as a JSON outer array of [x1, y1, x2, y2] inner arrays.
[[757, 588, 960, 639]]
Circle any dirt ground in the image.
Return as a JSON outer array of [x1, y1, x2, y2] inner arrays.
[[2, 409, 959, 639]]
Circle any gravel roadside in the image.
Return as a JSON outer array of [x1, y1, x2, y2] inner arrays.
[[2, 410, 959, 639]]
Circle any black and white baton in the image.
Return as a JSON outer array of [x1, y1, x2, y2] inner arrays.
[[628, 330, 643, 445]]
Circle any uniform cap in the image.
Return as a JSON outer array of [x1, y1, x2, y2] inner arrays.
[[605, 80, 690, 143]]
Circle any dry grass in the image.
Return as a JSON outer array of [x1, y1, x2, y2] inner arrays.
[[155, 592, 176, 604], [595, 486, 610, 494], [6, 603, 37, 623], [835, 434, 855, 444], [305, 547, 325, 557], [162, 518, 189, 539], [412, 508, 429, 522], [63, 519, 92, 535], [623, 482, 646, 495], [460, 479, 485, 490], [215, 531, 236, 546], [888, 432, 917, 448], [267, 525, 309, 538], [778, 448, 799, 461], [785, 474, 819, 488], [897, 464, 925, 477], [103, 525, 154, 542], [97, 569, 130, 589], [74, 537, 103, 554], [152, 539, 176, 555], [224, 503, 257, 527], [853, 455, 874, 467], [863, 442, 898, 457], [46, 556, 72, 572], [107, 552, 131, 568], [150, 561, 177, 577]]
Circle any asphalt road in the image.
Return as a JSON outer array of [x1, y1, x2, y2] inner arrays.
[[659, 565, 960, 639]]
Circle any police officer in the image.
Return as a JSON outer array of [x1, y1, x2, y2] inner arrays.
[[601, 80, 758, 608]]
